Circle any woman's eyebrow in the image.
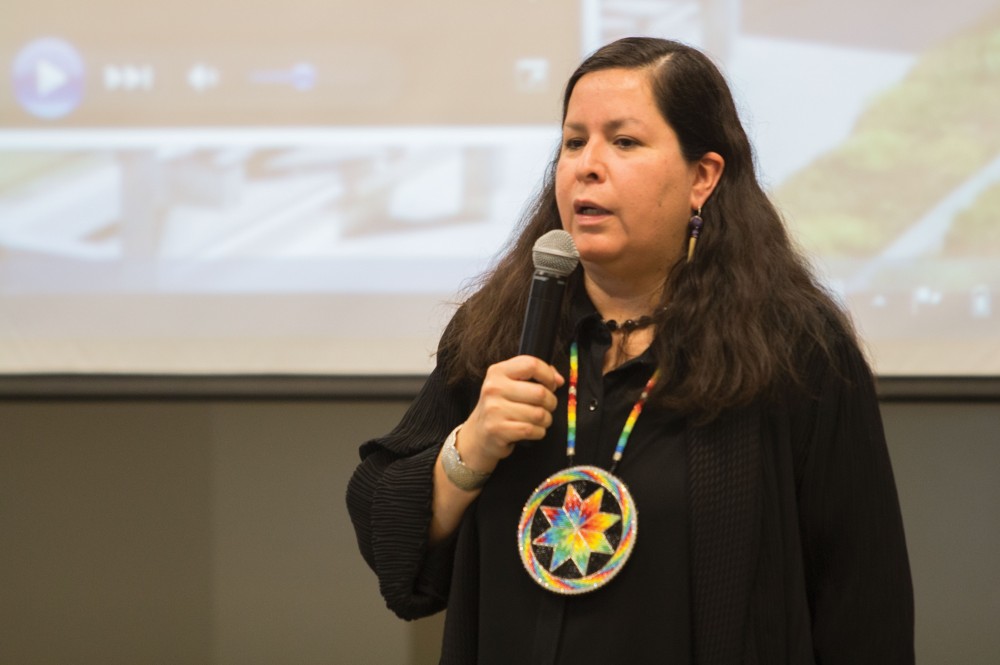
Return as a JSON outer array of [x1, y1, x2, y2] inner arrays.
[[563, 118, 643, 133]]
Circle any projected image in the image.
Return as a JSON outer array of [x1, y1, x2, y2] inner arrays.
[[772, 6, 1000, 370], [0, 137, 552, 293], [1, 0, 998, 375]]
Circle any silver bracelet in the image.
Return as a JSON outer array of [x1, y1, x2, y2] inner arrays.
[[440, 425, 491, 491]]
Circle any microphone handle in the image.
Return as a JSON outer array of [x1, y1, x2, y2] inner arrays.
[[518, 270, 568, 362]]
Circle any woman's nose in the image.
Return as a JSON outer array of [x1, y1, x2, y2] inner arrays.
[[576, 142, 607, 181]]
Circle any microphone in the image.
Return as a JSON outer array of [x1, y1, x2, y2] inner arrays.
[[518, 230, 580, 362]]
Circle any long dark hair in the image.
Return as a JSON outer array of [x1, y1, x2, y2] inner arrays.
[[440, 37, 854, 421]]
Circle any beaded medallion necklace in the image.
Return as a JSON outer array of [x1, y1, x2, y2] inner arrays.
[[518, 341, 660, 594]]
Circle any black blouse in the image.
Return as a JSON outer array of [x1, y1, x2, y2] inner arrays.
[[474, 307, 691, 664], [345, 287, 914, 664]]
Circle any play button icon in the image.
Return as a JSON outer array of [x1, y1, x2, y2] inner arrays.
[[12, 38, 85, 119], [37, 60, 71, 96]]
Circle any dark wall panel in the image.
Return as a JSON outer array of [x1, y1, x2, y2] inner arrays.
[[1, 398, 997, 663]]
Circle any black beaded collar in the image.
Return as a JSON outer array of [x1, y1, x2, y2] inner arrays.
[[602, 315, 655, 334]]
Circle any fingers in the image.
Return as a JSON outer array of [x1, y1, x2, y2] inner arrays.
[[477, 399, 554, 439], [499, 355, 565, 393], [481, 372, 557, 414], [460, 356, 565, 469], [484, 356, 563, 409]]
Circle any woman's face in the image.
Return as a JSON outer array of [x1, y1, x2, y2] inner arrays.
[[555, 67, 715, 284]]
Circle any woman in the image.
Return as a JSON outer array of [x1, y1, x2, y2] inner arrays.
[[347, 37, 913, 664]]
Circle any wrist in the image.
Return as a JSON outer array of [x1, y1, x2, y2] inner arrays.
[[441, 425, 492, 491]]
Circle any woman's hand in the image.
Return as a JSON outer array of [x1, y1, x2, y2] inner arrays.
[[430, 355, 563, 544], [458, 355, 565, 474]]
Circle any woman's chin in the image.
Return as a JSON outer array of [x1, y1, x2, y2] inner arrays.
[[576, 247, 628, 271]]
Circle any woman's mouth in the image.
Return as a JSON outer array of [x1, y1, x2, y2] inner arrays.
[[574, 201, 611, 216]]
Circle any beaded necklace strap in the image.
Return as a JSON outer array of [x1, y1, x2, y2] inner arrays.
[[566, 341, 660, 472]]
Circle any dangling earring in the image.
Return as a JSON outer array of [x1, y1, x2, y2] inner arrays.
[[687, 208, 703, 263]]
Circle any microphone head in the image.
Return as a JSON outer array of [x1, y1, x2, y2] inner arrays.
[[532, 230, 579, 277]]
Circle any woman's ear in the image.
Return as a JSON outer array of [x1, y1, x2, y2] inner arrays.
[[690, 151, 725, 210]]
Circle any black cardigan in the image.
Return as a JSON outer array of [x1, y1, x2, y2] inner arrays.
[[346, 324, 914, 664]]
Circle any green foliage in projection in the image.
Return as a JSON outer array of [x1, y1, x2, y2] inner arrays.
[[776, 10, 1000, 257], [943, 182, 1000, 255]]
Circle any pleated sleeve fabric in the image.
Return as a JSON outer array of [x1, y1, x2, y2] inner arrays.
[[345, 351, 475, 621]]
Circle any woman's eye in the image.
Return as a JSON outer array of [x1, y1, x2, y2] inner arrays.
[[563, 138, 585, 150], [615, 137, 637, 148]]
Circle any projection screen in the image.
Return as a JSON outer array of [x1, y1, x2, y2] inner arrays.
[[2, 0, 999, 377]]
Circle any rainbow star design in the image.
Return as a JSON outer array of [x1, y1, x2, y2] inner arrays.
[[533, 484, 621, 575]]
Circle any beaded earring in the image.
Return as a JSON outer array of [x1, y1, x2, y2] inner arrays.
[[686, 208, 704, 262]]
